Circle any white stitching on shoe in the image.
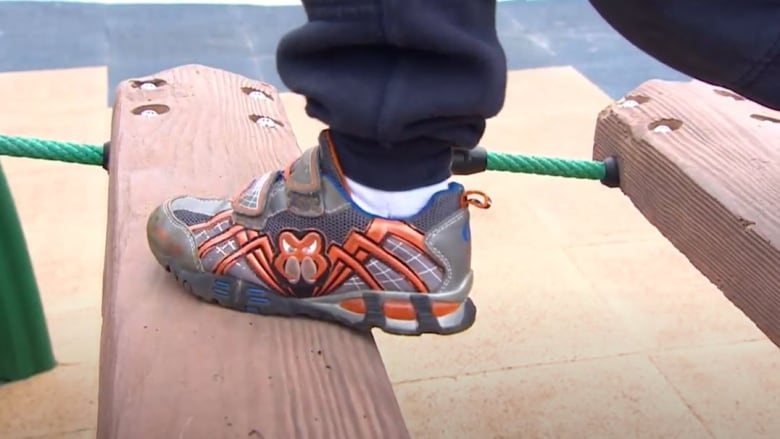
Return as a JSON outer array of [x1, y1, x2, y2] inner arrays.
[[425, 209, 466, 290]]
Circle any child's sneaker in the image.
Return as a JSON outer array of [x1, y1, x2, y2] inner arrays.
[[146, 130, 490, 335]]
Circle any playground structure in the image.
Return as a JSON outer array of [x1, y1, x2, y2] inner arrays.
[[593, 80, 780, 347], [1, 64, 779, 437]]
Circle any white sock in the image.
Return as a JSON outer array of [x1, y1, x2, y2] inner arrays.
[[345, 177, 451, 218]]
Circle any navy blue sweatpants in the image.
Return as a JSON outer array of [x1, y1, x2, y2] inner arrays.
[[276, 0, 780, 191]]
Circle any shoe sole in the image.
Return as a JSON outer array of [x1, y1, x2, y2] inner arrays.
[[164, 260, 477, 336]]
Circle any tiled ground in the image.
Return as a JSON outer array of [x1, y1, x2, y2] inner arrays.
[[1, 65, 779, 439], [0, 0, 688, 102]]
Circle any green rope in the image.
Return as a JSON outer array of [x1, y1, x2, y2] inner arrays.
[[486, 151, 605, 180], [0, 134, 103, 166], [0, 133, 610, 181]]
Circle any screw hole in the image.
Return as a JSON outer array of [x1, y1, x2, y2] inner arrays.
[[713, 88, 745, 101], [618, 94, 650, 108], [131, 78, 168, 89], [751, 114, 780, 124], [131, 104, 170, 116], [242, 87, 273, 101], [648, 118, 683, 133], [249, 114, 283, 128]]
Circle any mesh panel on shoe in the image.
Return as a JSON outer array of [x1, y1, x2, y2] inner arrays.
[[406, 189, 461, 232], [172, 210, 212, 226], [263, 207, 372, 246]]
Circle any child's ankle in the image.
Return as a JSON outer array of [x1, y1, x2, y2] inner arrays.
[[345, 177, 450, 218]]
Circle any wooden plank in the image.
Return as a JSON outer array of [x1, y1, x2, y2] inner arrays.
[[98, 64, 410, 439], [592, 79, 780, 347]]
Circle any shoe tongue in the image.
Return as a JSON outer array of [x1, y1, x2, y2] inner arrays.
[[312, 130, 344, 183]]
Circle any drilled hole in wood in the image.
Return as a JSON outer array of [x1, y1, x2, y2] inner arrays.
[[648, 118, 683, 133], [130, 78, 168, 90], [751, 114, 780, 124], [131, 104, 170, 117], [713, 88, 745, 101], [249, 114, 283, 128], [242, 86, 273, 101], [618, 94, 650, 108]]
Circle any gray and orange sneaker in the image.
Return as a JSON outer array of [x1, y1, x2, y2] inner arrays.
[[146, 130, 490, 335]]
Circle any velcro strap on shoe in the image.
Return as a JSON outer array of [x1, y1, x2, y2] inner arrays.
[[231, 170, 280, 217], [285, 147, 321, 194], [284, 146, 324, 216]]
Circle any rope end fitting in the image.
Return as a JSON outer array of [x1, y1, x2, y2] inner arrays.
[[451, 147, 488, 175], [600, 155, 620, 188], [102, 141, 110, 172]]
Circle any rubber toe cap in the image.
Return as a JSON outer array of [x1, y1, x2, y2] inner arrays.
[[146, 199, 202, 272]]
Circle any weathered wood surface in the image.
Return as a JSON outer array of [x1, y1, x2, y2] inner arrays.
[[98, 64, 410, 439], [593, 79, 780, 347]]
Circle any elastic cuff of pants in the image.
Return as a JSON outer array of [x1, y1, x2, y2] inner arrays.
[[328, 131, 453, 191]]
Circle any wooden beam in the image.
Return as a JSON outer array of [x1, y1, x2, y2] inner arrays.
[[593, 79, 780, 347], [98, 64, 410, 439]]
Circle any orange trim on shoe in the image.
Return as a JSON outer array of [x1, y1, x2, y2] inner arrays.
[[323, 129, 350, 196], [188, 210, 232, 232], [461, 190, 492, 209]]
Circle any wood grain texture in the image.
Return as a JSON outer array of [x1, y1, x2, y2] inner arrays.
[[98, 64, 410, 439], [592, 79, 780, 347]]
